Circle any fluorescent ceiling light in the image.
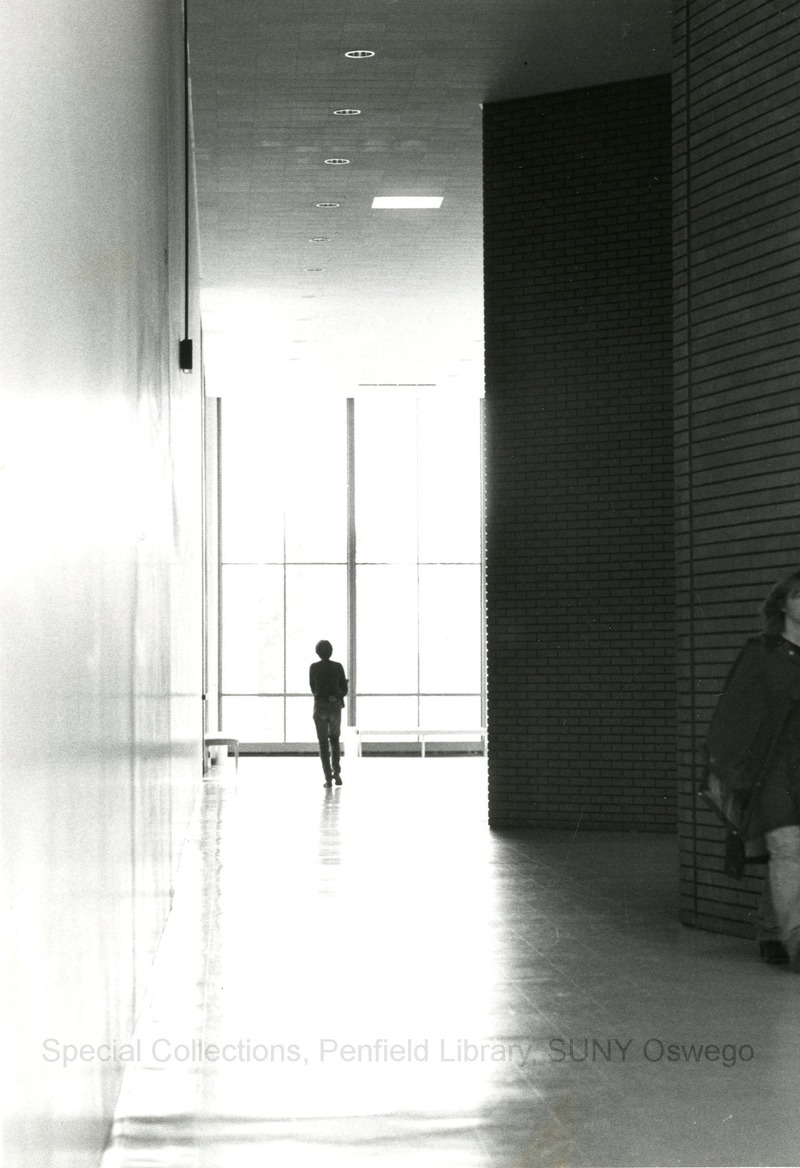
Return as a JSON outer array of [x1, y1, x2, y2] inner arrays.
[[371, 196, 443, 209]]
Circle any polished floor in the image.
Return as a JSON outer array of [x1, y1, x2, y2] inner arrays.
[[102, 757, 800, 1168]]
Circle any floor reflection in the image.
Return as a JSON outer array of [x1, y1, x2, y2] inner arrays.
[[103, 757, 800, 1167]]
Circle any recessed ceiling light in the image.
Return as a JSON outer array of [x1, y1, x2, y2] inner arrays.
[[372, 196, 443, 209], [334, 108, 361, 116], [309, 237, 330, 242], [305, 267, 324, 272], [316, 202, 340, 208], [324, 158, 350, 165], [344, 50, 374, 58]]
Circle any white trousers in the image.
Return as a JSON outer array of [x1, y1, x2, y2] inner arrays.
[[765, 824, 800, 961]]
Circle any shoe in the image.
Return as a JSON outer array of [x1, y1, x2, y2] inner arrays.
[[324, 780, 332, 788], [759, 940, 789, 965], [334, 776, 342, 786]]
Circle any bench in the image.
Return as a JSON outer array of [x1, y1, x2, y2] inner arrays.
[[355, 729, 486, 759], [204, 734, 240, 772]]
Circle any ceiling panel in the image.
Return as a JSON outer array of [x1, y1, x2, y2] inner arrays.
[[189, 0, 671, 397]]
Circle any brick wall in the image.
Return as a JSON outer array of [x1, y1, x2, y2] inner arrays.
[[675, 0, 800, 936], [484, 77, 674, 830]]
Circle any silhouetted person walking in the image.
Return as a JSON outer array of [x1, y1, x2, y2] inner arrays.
[[309, 640, 348, 787]]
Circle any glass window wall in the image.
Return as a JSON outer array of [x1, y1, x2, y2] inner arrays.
[[219, 392, 483, 743]]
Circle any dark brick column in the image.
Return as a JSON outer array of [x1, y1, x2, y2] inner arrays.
[[484, 76, 674, 831], [675, 0, 800, 936]]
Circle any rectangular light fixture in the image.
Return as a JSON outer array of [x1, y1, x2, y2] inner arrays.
[[371, 196, 443, 209]]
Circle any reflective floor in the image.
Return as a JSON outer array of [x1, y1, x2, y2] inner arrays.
[[102, 757, 800, 1167]]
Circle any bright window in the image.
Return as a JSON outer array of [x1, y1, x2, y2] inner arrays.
[[219, 393, 483, 743]]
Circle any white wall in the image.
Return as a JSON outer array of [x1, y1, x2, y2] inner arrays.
[[0, 3, 203, 1162]]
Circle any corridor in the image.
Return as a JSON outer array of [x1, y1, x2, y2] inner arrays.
[[100, 757, 800, 1167]]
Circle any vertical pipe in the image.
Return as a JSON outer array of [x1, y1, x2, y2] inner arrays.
[[216, 398, 224, 733], [347, 398, 357, 726], [480, 396, 487, 739], [415, 396, 421, 732], [201, 379, 208, 743], [183, 0, 190, 343], [283, 511, 288, 743]]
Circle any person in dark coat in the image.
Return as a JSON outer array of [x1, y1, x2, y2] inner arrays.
[[309, 640, 348, 787], [707, 568, 800, 969]]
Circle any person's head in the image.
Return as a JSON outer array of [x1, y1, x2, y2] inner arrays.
[[762, 569, 800, 634], [315, 639, 333, 659]]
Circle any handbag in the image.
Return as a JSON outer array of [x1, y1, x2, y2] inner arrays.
[[698, 764, 755, 879]]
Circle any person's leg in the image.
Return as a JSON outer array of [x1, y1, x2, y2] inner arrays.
[[756, 872, 789, 963], [313, 711, 333, 784], [331, 735, 341, 782], [330, 708, 342, 783], [765, 824, 800, 968]]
